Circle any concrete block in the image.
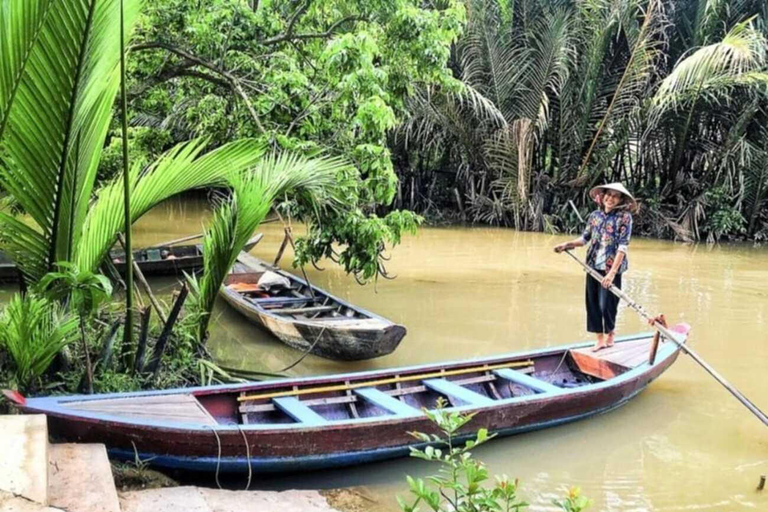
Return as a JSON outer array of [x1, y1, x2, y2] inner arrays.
[[48, 444, 121, 512], [119, 487, 343, 512], [200, 488, 341, 512], [119, 487, 211, 512], [0, 490, 63, 512], [0, 415, 49, 505]]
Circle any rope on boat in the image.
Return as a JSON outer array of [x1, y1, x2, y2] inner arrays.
[[276, 326, 328, 373], [204, 425, 223, 489], [238, 360, 534, 402], [236, 425, 252, 491]]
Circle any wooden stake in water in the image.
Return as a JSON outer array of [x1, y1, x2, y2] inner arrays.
[[563, 249, 768, 428]]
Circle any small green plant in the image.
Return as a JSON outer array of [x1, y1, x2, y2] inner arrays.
[[399, 398, 591, 512], [38, 262, 113, 393], [553, 487, 592, 512], [0, 294, 78, 391]]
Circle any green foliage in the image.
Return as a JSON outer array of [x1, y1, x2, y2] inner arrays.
[[124, 0, 462, 279], [190, 151, 345, 339], [0, 1, 272, 287], [399, 399, 591, 512], [553, 487, 592, 512], [0, 294, 78, 390], [37, 263, 113, 318], [702, 187, 747, 241], [397, 0, 768, 241]]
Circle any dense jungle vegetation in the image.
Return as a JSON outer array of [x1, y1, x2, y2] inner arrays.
[[123, 0, 768, 243]]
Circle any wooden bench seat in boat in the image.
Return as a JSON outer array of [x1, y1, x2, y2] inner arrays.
[[274, 305, 337, 316], [353, 387, 421, 417], [493, 369, 564, 394], [257, 297, 317, 307], [423, 378, 496, 406], [272, 396, 328, 426]]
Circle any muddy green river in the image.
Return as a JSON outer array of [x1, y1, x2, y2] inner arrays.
[[23, 198, 768, 510]]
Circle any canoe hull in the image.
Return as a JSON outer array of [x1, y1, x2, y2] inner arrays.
[[21, 333, 683, 473], [220, 286, 406, 360]]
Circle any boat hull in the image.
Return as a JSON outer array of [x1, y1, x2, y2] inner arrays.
[[219, 253, 406, 360], [20, 332, 683, 473], [220, 286, 406, 360]]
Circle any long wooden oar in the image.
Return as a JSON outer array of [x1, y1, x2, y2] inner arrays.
[[564, 249, 768, 427]]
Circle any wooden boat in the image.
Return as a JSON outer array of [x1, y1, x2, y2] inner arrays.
[[0, 235, 262, 282], [111, 234, 263, 277], [0, 252, 17, 283], [9, 326, 690, 474], [219, 252, 407, 360]]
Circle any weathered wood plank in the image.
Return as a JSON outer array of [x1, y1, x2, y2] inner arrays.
[[63, 394, 218, 425], [274, 305, 337, 315]]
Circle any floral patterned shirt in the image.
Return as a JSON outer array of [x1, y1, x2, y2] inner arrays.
[[579, 209, 632, 274]]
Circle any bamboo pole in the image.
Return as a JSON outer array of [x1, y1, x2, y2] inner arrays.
[[238, 360, 534, 402], [563, 249, 768, 427], [119, 0, 134, 348], [117, 234, 167, 323]]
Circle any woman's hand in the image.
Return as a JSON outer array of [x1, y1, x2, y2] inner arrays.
[[601, 271, 617, 289], [554, 242, 571, 253]]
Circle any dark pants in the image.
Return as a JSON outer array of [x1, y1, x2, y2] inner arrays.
[[585, 270, 622, 334]]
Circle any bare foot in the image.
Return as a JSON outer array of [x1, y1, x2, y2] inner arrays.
[[591, 342, 607, 352], [605, 332, 615, 347]]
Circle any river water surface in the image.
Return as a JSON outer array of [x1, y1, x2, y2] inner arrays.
[[36, 198, 768, 510]]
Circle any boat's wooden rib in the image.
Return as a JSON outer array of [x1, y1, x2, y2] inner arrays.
[[12, 326, 690, 474], [219, 251, 407, 360]]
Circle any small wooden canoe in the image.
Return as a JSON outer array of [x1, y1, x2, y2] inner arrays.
[[111, 234, 263, 277], [0, 235, 263, 282], [0, 252, 17, 283], [219, 252, 407, 360], [11, 326, 690, 474]]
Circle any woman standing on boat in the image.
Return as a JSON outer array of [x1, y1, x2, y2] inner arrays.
[[554, 183, 637, 351]]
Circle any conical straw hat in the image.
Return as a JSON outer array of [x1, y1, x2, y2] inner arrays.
[[589, 182, 637, 213]]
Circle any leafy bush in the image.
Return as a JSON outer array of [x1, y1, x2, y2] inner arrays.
[[399, 399, 591, 512]]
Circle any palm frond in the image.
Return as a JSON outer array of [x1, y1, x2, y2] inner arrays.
[[652, 19, 768, 114], [0, 293, 78, 388], [0, 0, 54, 139], [75, 138, 268, 274], [0, 0, 144, 276], [193, 152, 346, 340]]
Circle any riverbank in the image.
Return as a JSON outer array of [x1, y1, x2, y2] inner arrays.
[[0, 413, 355, 512]]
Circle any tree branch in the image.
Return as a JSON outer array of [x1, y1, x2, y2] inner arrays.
[[261, 15, 365, 46], [260, 0, 310, 46], [131, 41, 266, 134]]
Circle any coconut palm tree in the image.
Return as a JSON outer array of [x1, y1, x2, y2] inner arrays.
[[398, 0, 768, 240]]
